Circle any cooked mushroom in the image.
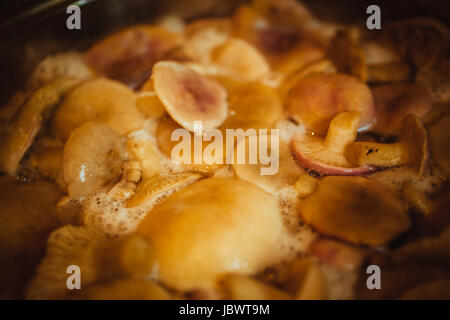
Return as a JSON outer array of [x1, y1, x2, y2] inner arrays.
[[428, 111, 450, 176], [0, 78, 79, 175], [367, 61, 411, 84], [372, 84, 433, 135], [299, 176, 411, 246], [279, 59, 336, 98], [85, 25, 180, 89], [286, 73, 375, 135], [291, 111, 376, 175], [328, 29, 367, 82], [222, 274, 290, 300], [383, 18, 449, 70], [308, 238, 366, 271], [401, 182, 434, 215], [294, 174, 318, 197], [345, 114, 429, 176], [416, 59, 450, 103]]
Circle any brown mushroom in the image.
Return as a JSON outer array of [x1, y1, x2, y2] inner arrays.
[[328, 29, 367, 82], [416, 59, 450, 103], [372, 84, 433, 135], [428, 111, 450, 176], [383, 18, 449, 69], [298, 176, 411, 246], [0, 78, 79, 175], [345, 114, 429, 176]]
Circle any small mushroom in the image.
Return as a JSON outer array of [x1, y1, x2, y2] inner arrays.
[[152, 61, 228, 133], [291, 111, 376, 175], [345, 114, 429, 176]]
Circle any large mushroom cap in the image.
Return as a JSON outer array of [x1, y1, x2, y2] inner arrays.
[[137, 178, 283, 291]]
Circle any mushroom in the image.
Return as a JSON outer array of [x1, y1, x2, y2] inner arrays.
[[84, 25, 180, 89], [345, 114, 429, 176], [152, 61, 228, 133], [428, 111, 450, 176], [222, 274, 290, 300], [0, 77, 79, 175], [367, 61, 411, 84], [416, 59, 450, 103], [327, 29, 367, 82], [383, 18, 449, 70], [308, 238, 366, 271], [372, 84, 433, 135], [286, 73, 375, 135], [291, 111, 376, 175], [299, 176, 411, 246]]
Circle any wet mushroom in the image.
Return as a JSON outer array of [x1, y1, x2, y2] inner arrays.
[[367, 61, 411, 84], [345, 114, 429, 176], [383, 18, 449, 70], [299, 176, 411, 246], [327, 29, 367, 82], [152, 61, 228, 133], [372, 84, 433, 135], [0, 78, 79, 175], [291, 111, 376, 175]]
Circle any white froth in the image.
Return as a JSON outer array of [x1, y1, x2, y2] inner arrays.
[[273, 184, 317, 262], [369, 165, 444, 196]]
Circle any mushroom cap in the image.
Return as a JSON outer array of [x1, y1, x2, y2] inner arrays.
[[416, 59, 450, 103], [152, 61, 228, 133], [299, 176, 411, 246], [137, 177, 283, 291], [400, 114, 429, 176]]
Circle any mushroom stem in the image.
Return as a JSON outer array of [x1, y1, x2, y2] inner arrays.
[[345, 141, 408, 167], [345, 115, 428, 174], [323, 111, 360, 153]]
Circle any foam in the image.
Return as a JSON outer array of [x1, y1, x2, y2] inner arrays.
[[271, 184, 318, 262], [369, 165, 444, 196], [83, 191, 154, 237]]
